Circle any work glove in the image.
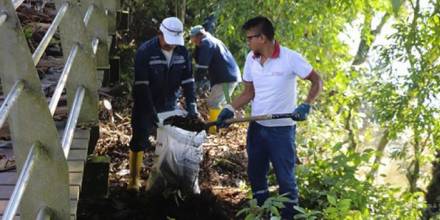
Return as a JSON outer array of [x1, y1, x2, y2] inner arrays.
[[195, 79, 210, 96], [194, 69, 210, 96], [186, 102, 199, 118], [216, 104, 235, 128], [292, 103, 311, 121]]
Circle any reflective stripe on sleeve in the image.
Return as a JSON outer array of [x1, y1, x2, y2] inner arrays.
[[181, 78, 195, 84], [135, 81, 149, 86]]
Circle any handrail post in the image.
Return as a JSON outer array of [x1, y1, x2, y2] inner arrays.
[[0, 0, 70, 219], [36, 206, 54, 220], [55, 0, 99, 126], [82, 0, 111, 70]]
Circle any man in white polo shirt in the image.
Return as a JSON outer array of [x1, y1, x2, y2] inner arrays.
[[216, 16, 322, 219]]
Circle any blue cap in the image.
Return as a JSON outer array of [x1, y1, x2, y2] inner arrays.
[[190, 25, 205, 37]]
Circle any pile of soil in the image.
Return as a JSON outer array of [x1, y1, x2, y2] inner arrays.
[[163, 115, 208, 132]]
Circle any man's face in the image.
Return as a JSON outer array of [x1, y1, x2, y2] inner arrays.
[[245, 29, 262, 51], [158, 33, 176, 51], [190, 35, 201, 46]]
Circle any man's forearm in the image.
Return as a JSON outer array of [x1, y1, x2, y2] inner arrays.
[[305, 81, 322, 104], [231, 93, 253, 110], [305, 70, 323, 104]]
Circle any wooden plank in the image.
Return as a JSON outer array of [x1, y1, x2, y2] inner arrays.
[[0, 186, 79, 200], [69, 173, 83, 187], [70, 200, 77, 215], [70, 186, 80, 201], [0, 186, 13, 199], [68, 161, 84, 173], [67, 149, 88, 161], [0, 148, 14, 158], [72, 128, 91, 140], [57, 126, 90, 140], [0, 172, 83, 187], [0, 200, 78, 215], [0, 216, 19, 220], [0, 200, 13, 216], [70, 139, 89, 150], [0, 172, 17, 185]]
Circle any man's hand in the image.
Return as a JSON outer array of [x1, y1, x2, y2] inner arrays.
[[216, 105, 235, 128], [292, 103, 311, 121]]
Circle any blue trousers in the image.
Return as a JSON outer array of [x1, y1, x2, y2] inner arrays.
[[247, 122, 298, 219]]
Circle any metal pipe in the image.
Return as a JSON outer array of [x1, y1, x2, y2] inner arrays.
[[48, 44, 79, 116], [32, 2, 69, 65], [2, 144, 38, 220], [36, 206, 53, 220], [83, 4, 95, 26], [0, 80, 24, 128], [92, 38, 100, 55], [13, 0, 25, 9], [61, 86, 85, 158], [0, 12, 7, 27]]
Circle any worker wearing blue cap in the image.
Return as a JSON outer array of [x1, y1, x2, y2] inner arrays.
[[190, 25, 241, 133]]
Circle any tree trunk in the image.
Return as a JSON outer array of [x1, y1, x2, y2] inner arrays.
[[345, 108, 357, 151], [352, 13, 390, 65], [175, 0, 186, 24], [367, 129, 390, 179], [407, 132, 420, 193]]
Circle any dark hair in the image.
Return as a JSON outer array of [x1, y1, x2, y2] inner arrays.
[[242, 16, 275, 41]]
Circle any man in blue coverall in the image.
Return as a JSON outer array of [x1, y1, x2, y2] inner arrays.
[[190, 25, 241, 134], [217, 16, 323, 219], [128, 17, 198, 190]]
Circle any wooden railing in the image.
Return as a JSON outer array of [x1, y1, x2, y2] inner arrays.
[[0, 0, 120, 219]]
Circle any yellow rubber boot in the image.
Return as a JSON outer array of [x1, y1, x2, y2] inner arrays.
[[208, 108, 221, 134], [127, 150, 143, 191]]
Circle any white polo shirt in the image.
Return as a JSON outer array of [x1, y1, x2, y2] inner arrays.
[[243, 42, 312, 127]]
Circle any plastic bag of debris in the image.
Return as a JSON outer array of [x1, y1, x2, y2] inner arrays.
[[146, 110, 206, 194]]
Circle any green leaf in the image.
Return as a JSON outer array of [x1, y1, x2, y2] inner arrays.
[[294, 206, 306, 214], [245, 214, 256, 220], [339, 199, 351, 211], [271, 206, 280, 216], [327, 194, 337, 206], [236, 208, 250, 216]]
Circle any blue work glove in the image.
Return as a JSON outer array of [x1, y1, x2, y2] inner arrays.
[[292, 103, 311, 121], [216, 105, 235, 128], [186, 102, 199, 118]]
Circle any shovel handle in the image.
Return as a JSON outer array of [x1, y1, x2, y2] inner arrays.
[[205, 112, 296, 127]]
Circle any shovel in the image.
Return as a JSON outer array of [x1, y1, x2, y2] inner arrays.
[[163, 112, 300, 132], [205, 112, 300, 128]]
